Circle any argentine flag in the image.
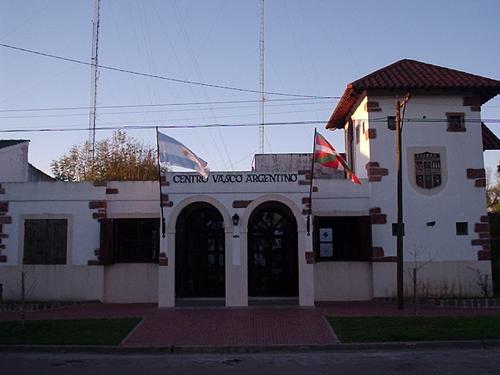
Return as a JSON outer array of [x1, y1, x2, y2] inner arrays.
[[157, 131, 209, 178]]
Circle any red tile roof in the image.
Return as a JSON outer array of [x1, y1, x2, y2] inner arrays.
[[326, 59, 500, 129], [482, 123, 500, 151]]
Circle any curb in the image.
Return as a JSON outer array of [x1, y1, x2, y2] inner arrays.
[[1, 340, 500, 354]]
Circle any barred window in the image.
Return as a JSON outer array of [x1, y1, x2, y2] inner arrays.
[[415, 152, 441, 189], [24, 219, 68, 264]]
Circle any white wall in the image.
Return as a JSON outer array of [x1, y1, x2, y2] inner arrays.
[[0, 142, 29, 182]]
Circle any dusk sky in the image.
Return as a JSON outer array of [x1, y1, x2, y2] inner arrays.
[[1, 0, 499, 175]]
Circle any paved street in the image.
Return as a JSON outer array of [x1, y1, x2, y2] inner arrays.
[[1, 348, 500, 375]]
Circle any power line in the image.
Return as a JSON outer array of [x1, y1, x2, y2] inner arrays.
[[0, 42, 337, 99], [0, 97, 338, 113], [1, 117, 499, 134]]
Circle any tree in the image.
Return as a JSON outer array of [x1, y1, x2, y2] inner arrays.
[[51, 130, 158, 181], [487, 166, 500, 212]]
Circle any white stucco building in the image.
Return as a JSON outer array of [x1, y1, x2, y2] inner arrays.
[[1, 59, 499, 306]]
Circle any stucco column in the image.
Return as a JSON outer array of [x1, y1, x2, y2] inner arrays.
[[299, 229, 315, 306], [158, 231, 175, 307], [225, 224, 247, 306]]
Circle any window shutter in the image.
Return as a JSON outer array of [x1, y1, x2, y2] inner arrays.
[[99, 219, 115, 265]]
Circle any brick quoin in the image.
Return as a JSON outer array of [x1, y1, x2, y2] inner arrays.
[[302, 197, 311, 204], [372, 247, 384, 258], [475, 178, 486, 187], [466, 168, 485, 179], [366, 128, 377, 140], [481, 215, 489, 223], [232, 200, 252, 208], [471, 239, 491, 246], [0, 255, 7, 263], [370, 214, 387, 225], [105, 188, 119, 194], [161, 201, 174, 208], [0, 184, 5, 194], [87, 260, 100, 266], [0, 202, 8, 212], [369, 207, 381, 214], [92, 212, 106, 219], [474, 223, 489, 233], [0, 216, 12, 224], [478, 250, 492, 261], [365, 162, 379, 168], [93, 180, 107, 187], [88, 201, 106, 209]]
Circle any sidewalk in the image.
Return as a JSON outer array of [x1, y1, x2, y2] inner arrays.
[[1, 301, 500, 348]]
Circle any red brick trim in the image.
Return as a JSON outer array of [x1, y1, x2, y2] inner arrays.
[[88, 200, 106, 209], [369, 207, 381, 214], [312, 186, 318, 192], [159, 258, 168, 266], [372, 256, 398, 262], [92, 212, 106, 219], [233, 200, 252, 208], [105, 188, 119, 195], [161, 201, 174, 208], [371, 214, 387, 224], [298, 170, 310, 175], [475, 178, 486, 187], [0, 255, 7, 263], [364, 101, 381, 112], [298, 180, 310, 186], [305, 251, 315, 264], [463, 97, 482, 106], [366, 128, 377, 140], [372, 247, 384, 258], [302, 197, 311, 204], [470, 106, 481, 112], [0, 184, 5, 194], [478, 250, 492, 261], [0, 233, 8, 239], [475, 223, 489, 233], [0, 202, 8, 212], [0, 216, 12, 224], [0, 244, 5, 249], [481, 215, 489, 223], [365, 161, 388, 182], [87, 260, 101, 266], [466, 168, 485, 179], [93, 180, 107, 187]]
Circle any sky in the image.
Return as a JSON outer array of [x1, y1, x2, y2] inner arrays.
[[1, 0, 500, 175]]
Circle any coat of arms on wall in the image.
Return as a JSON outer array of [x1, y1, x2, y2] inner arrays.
[[415, 152, 441, 189]]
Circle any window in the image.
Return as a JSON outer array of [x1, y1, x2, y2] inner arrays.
[[387, 116, 396, 130], [100, 218, 159, 263], [314, 216, 371, 261], [24, 219, 67, 264], [456, 222, 468, 236], [415, 152, 442, 189], [355, 124, 360, 144], [446, 113, 465, 132]]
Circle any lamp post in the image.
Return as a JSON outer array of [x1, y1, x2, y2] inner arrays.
[[396, 94, 410, 310]]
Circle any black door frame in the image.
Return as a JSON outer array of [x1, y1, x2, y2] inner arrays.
[[247, 201, 299, 297], [175, 202, 225, 298]]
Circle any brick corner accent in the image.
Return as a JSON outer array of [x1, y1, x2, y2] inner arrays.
[[370, 213, 387, 225], [369, 207, 381, 214], [475, 178, 486, 188], [478, 250, 492, 261], [372, 247, 384, 258], [159, 258, 168, 266], [0, 202, 8, 212], [92, 212, 106, 219], [372, 256, 398, 262], [0, 184, 5, 194], [93, 180, 107, 187], [105, 188, 119, 195], [87, 260, 101, 266], [88, 200, 106, 209], [364, 101, 381, 112], [474, 223, 489, 233], [365, 161, 388, 182], [0, 255, 7, 263], [365, 128, 377, 140], [0, 216, 12, 224], [233, 200, 252, 209], [161, 201, 174, 208], [466, 168, 485, 179]]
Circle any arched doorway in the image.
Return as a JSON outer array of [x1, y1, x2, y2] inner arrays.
[[175, 202, 225, 298], [248, 202, 298, 297]]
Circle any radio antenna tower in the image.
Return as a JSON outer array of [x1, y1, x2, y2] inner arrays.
[[258, 0, 265, 154], [88, 0, 101, 160]]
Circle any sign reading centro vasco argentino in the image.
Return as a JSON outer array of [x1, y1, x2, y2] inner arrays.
[[172, 173, 298, 184]]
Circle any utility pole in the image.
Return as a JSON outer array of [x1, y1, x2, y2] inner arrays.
[[395, 93, 410, 310], [258, 0, 265, 154], [88, 0, 101, 161]]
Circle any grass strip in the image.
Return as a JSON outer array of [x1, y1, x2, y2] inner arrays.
[[328, 316, 500, 343], [0, 318, 141, 345]]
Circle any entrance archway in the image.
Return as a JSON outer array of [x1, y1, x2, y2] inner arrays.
[[248, 201, 298, 297], [175, 202, 225, 298]]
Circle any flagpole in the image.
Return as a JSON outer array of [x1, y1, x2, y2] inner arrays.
[[156, 127, 166, 238], [307, 128, 317, 236]]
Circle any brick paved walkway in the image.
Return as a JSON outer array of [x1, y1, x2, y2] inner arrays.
[[2, 301, 499, 347]]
